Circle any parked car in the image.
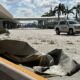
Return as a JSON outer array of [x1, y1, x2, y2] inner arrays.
[[55, 20, 80, 35]]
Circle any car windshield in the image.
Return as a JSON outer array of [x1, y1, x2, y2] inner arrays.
[[68, 21, 78, 24]]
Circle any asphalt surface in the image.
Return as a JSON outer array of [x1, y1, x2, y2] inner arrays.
[[0, 70, 14, 80]]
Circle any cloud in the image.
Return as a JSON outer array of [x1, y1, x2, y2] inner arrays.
[[0, 0, 79, 18], [32, 0, 60, 8], [18, 0, 36, 9], [14, 7, 37, 18], [76, 0, 80, 3]]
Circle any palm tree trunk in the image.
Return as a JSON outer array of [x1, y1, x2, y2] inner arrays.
[[58, 13, 59, 20], [67, 13, 69, 19], [76, 9, 78, 20], [58, 11, 60, 20]]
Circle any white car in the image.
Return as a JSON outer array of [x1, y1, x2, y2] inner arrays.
[[55, 20, 80, 35]]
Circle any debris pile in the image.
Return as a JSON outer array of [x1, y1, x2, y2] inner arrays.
[[0, 40, 79, 77]]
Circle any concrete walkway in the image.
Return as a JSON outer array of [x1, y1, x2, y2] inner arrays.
[[49, 70, 80, 80]]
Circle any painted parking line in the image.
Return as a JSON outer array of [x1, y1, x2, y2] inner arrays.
[[0, 57, 47, 80]]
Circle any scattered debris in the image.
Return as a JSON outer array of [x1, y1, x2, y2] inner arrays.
[[41, 39, 55, 45], [67, 41, 73, 45], [77, 40, 80, 42], [48, 40, 55, 44], [32, 42, 41, 45], [27, 37, 33, 40], [66, 48, 69, 50], [0, 40, 79, 77], [41, 40, 46, 42]]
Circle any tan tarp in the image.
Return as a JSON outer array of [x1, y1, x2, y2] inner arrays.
[[0, 40, 41, 63]]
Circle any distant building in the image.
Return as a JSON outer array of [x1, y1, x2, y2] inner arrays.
[[38, 16, 66, 29]]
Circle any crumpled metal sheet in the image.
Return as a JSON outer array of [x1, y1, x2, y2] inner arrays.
[[34, 49, 80, 76]]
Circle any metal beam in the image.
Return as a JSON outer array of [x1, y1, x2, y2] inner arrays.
[[14, 17, 59, 21]]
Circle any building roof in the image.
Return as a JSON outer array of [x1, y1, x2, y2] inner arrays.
[[0, 4, 13, 19], [14, 16, 66, 21]]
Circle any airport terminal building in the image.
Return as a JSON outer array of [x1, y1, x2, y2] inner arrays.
[[0, 4, 67, 29], [0, 4, 17, 29]]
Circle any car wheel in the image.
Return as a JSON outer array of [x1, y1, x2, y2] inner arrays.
[[68, 29, 74, 35], [56, 28, 60, 35]]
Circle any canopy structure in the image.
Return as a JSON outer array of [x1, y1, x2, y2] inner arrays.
[[0, 4, 18, 29], [0, 4, 67, 29], [14, 16, 66, 21], [0, 4, 13, 19]]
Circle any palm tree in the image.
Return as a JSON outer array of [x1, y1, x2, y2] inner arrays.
[[41, 12, 50, 17], [54, 3, 65, 20], [64, 6, 74, 19], [42, 6, 55, 17], [72, 4, 80, 20]]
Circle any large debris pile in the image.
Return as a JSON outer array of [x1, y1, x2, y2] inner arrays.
[[34, 49, 80, 76], [0, 40, 79, 77]]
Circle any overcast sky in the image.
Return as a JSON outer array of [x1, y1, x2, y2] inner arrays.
[[0, 0, 80, 18]]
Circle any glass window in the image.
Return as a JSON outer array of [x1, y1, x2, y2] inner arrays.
[[53, 21, 58, 25], [68, 21, 78, 24], [59, 21, 66, 25]]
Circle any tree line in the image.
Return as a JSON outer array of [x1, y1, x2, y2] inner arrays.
[[42, 3, 80, 20]]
